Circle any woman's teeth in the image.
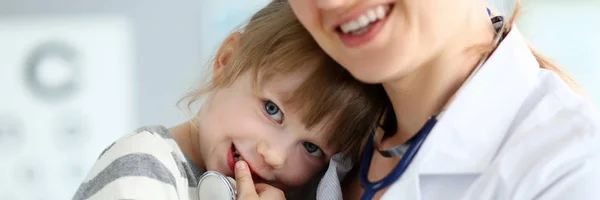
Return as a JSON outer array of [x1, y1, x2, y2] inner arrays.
[[340, 4, 391, 35]]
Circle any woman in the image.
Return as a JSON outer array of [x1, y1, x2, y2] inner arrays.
[[233, 0, 600, 199]]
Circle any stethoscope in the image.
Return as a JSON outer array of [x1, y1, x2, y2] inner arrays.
[[197, 170, 238, 200], [358, 10, 507, 200]]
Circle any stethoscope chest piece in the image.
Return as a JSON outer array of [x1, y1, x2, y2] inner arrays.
[[197, 171, 237, 200]]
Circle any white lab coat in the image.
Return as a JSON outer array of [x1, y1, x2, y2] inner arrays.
[[315, 27, 600, 200]]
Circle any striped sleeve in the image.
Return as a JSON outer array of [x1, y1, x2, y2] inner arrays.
[[72, 131, 186, 200]]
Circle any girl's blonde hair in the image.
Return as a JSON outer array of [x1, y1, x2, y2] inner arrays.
[[180, 0, 388, 161]]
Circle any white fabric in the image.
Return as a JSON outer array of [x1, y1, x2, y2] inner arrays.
[[316, 153, 353, 199], [316, 27, 600, 200]]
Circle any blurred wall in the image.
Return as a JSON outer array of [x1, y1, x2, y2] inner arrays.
[[0, 16, 136, 199], [0, 0, 269, 128], [518, 0, 600, 105]]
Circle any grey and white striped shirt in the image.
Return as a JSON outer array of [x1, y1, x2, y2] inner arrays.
[[72, 126, 352, 200], [72, 126, 205, 200]]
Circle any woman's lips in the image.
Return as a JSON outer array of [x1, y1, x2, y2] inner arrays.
[[334, 4, 394, 48], [337, 17, 387, 48]]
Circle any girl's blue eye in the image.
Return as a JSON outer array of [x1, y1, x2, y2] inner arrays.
[[264, 100, 283, 123], [303, 142, 323, 157]]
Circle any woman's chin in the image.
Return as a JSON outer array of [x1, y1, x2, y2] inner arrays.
[[347, 67, 398, 84]]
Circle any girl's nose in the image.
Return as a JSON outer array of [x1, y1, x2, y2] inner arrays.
[[256, 140, 286, 169]]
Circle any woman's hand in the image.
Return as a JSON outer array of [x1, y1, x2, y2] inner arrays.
[[235, 161, 286, 200]]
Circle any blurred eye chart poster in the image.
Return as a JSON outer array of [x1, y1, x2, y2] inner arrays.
[[0, 16, 136, 200]]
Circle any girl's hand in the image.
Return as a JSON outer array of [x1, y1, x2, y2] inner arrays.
[[235, 161, 286, 200]]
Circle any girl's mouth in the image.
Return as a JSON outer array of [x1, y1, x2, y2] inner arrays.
[[228, 144, 267, 183], [232, 144, 243, 162]]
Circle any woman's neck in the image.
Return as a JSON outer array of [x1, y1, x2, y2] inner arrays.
[[381, 4, 496, 147]]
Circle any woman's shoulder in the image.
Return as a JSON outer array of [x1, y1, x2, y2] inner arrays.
[[517, 68, 600, 138], [479, 69, 600, 198], [505, 66, 600, 157]]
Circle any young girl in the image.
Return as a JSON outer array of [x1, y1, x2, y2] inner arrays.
[[72, 1, 387, 200]]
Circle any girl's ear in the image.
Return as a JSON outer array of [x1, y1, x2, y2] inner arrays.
[[213, 32, 242, 78]]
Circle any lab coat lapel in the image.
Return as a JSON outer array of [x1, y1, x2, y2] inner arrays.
[[379, 130, 439, 200], [314, 27, 541, 200], [381, 170, 421, 200], [418, 27, 540, 175], [381, 26, 540, 199]]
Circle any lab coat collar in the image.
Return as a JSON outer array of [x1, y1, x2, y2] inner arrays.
[[418, 27, 541, 175]]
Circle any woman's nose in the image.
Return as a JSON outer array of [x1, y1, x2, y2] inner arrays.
[[256, 140, 285, 169], [315, 0, 348, 10]]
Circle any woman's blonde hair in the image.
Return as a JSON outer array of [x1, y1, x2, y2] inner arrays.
[[179, 0, 388, 161]]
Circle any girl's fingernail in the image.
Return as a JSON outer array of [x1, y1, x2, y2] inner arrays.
[[236, 161, 246, 169]]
